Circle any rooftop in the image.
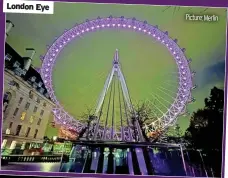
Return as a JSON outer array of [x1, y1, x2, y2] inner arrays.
[[4, 43, 51, 101]]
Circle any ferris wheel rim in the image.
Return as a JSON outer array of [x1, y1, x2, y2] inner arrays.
[[40, 16, 193, 133]]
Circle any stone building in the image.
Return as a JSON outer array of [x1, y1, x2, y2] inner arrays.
[[2, 22, 55, 154]]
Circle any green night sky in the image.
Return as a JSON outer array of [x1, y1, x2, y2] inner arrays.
[[6, 3, 227, 134]]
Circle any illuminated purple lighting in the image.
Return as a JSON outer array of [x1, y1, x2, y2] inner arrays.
[[41, 16, 193, 133]]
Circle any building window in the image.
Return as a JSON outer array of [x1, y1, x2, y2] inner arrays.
[[3, 92, 12, 101], [20, 112, 26, 121], [43, 102, 46, 107], [10, 141, 17, 150], [29, 116, 34, 124], [33, 106, 38, 113], [3, 103, 8, 113], [21, 142, 26, 150], [25, 102, 30, 110], [25, 127, 31, 137], [37, 118, 42, 125], [15, 125, 22, 136], [37, 98, 40, 103], [9, 80, 20, 89], [34, 129, 38, 138], [3, 92, 12, 112], [40, 110, 44, 116], [29, 91, 33, 99], [5, 53, 12, 61], [18, 97, 23, 104], [9, 122, 13, 129], [13, 108, 19, 116], [1, 139, 7, 149], [5, 128, 10, 135]]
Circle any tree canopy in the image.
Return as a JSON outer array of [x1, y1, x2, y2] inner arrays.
[[184, 87, 224, 177], [185, 87, 224, 151]]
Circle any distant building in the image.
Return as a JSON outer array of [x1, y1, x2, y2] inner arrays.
[[2, 25, 55, 154]]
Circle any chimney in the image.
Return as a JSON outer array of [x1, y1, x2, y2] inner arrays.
[[23, 48, 36, 71], [25, 48, 36, 59], [5, 20, 14, 39]]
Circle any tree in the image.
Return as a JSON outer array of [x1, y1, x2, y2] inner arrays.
[[184, 87, 224, 176], [174, 124, 182, 138], [185, 87, 224, 150], [133, 101, 154, 125], [78, 107, 96, 140], [131, 100, 157, 141]]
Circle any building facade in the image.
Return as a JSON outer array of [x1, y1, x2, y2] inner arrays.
[[2, 21, 55, 154], [2, 69, 55, 153]]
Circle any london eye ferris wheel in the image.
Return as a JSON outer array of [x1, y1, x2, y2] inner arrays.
[[40, 16, 196, 142]]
